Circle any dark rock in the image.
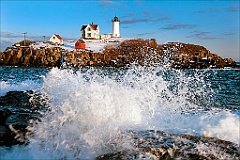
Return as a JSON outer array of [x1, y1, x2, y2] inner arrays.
[[96, 130, 240, 159], [0, 109, 11, 126], [0, 91, 31, 107], [0, 124, 28, 146], [0, 108, 28, 146], [0, 91, 49, 146], [0, 126, 7, 137]]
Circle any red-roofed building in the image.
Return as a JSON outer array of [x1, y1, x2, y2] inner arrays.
[[81, 22, 100, 40], [50, 34, 64, 45], [75, 39, 86, 50]]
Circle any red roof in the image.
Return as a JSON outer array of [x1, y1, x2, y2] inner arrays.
[[75, 40, 86, 49], [89, 24, 98, 30], [54, 34, 62, 40], [81, 23, 98, 31]]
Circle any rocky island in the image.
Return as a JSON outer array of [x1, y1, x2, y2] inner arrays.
[[0, 38, 237, 69]]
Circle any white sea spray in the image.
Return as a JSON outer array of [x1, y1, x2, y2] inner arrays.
[[0, 80, 42, 96], [201, 111, 240, 144], [0, 66, 239, 159]]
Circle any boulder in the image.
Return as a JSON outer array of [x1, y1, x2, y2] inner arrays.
[[0, 91, 48, 146], [97, 130, 240, 159], [224, 58, 237, 67], [0, 109, 11, 126]]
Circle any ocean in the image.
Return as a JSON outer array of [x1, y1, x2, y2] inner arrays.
[[0, 65, 239, 159]]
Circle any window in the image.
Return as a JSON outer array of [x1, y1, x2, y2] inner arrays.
[[88, 27, 91, 31], [53, 36, 55, 39], [88, 33, 91, 37]]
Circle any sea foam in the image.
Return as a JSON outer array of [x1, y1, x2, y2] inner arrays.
[[1, 66, 239, 159], [0, 80, 42, 96]]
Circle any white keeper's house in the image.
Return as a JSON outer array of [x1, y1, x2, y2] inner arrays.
[[80, 16, 121, 40], [49, 34, 64, 45], [81, 22, 100, 40]]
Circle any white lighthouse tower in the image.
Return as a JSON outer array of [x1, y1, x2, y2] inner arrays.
[[112, 16, 120, 38]]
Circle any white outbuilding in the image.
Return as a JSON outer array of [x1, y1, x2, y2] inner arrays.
[[49, 34, 64, 45]]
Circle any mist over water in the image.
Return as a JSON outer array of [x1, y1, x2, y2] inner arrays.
[[0, 66, 239, 159]]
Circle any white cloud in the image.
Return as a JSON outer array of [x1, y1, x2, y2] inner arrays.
[[187, 31, 217, 40], [99, 0, 115, 6], [160, 24, 197, 30]]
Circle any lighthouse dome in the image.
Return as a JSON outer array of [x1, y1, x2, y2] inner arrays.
[[112, 16, 120, 22]]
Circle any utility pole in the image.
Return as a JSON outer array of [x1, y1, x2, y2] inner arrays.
[[22, 32, 27, 46]]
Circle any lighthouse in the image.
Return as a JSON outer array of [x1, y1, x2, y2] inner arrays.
[[112, 16, 120, 38]]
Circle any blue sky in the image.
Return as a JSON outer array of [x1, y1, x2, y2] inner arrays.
[[1, 0, 239, 61]]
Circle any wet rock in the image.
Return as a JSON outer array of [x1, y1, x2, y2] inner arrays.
[[0, 91, 49, 146], [0, 91, 32, 107], [0, 107, 28, 146], [0, 124, 27, 146], [0, 109, 11, 126], [96, 130, 240, 159], [0, 126, 7, 137]]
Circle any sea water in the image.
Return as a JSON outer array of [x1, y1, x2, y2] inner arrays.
[[0, 65, 239, 159]]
